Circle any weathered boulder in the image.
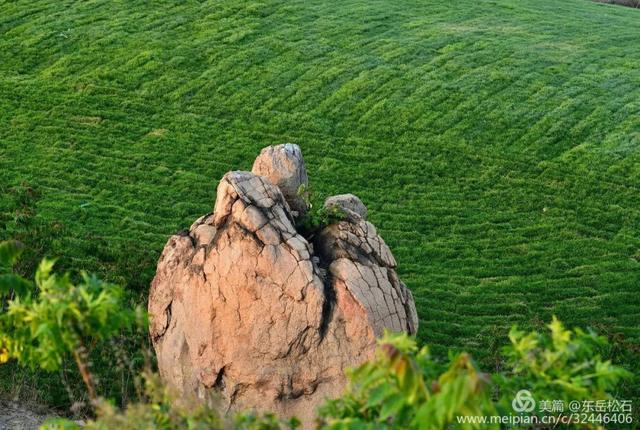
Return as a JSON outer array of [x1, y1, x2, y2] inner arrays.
[[323, 193, 368, 221], [149, 145, 418, 428], [316, 199, 418, 336], [251, 143, 309, 217]]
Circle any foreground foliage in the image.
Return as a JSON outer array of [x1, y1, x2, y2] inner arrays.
[[39, 326, 631, 430], [318, 333, 495, 429], [1, 242, 298, 429], [0, 243, 634, 429], [497, 317, 630, 413], [318, 323, 630, 429], [0, 241, 140, 401], [42, 374, 299, 430]]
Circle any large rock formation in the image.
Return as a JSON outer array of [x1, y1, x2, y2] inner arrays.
[[148, 144, 418, 428]]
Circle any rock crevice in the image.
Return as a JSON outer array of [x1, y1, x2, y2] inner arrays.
[[149, 144, 418, 428]]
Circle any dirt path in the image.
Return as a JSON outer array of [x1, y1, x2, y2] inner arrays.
[[0, 401, 51, 430]]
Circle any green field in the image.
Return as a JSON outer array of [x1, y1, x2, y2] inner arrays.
[[1, 0, 639, 409]]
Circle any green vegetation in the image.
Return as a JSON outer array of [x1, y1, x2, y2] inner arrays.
[[1, 0, 639, 412], [0, 246, 633, 427], [319, 322, 630, 429], [318, 332, 497, 429], [45, 325, 629, 429], [43, 374, 300, 430], [1, 245, 300, 429], [0, 241, 141, 403]]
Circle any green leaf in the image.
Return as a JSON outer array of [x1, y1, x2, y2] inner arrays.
[[365, 383, 390, 408], [0, 241, 24, 271], [0, 273, 32, 298], [35, 258, 56, 289], [378, 392, 405, 421]]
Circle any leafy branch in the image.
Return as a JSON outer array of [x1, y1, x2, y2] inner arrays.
[[0, 241, 142, 404]]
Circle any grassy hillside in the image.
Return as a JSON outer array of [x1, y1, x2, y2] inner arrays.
[[1, 0, 639, 406]]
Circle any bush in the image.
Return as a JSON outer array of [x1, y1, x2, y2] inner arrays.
[[318, 332, 496, 429], [0, 241, 632, 429], [318, 323, 631, 429], [0, 240, 142, 402], [41, 373, 299, 430], [496, 316, 630, 415]]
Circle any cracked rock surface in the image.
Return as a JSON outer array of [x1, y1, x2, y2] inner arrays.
[[149, 144, 418, 428], [251, 143, 309, 218]]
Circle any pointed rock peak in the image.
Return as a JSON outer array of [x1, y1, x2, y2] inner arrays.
[[251, 143, 308, 218]]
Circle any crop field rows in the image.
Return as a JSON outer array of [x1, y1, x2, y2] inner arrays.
[[1, 0, 640, 406]]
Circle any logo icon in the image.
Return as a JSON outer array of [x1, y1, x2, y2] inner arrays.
[[512, 390, 536, 413], [568, 400, 581, 412]]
